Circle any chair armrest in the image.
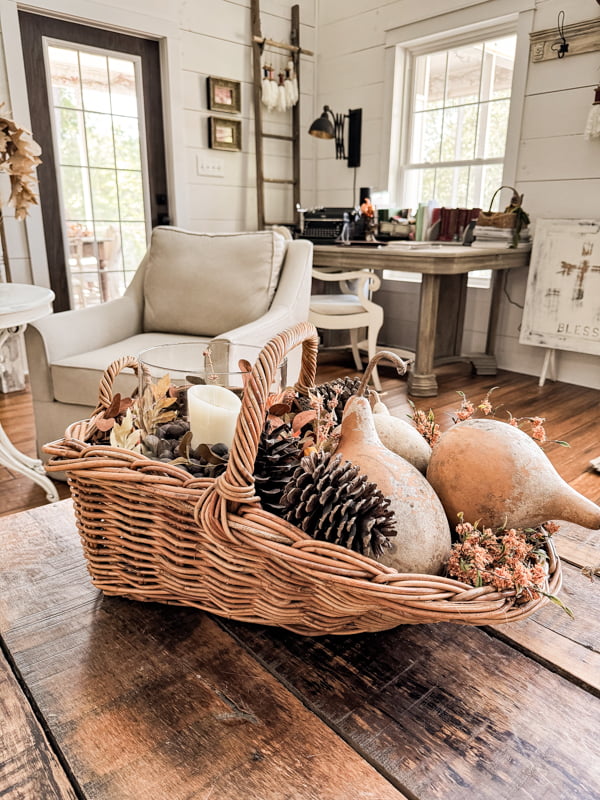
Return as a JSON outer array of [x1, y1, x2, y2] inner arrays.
[[24, 295, 143, 403], [312, 268, 380, 286]]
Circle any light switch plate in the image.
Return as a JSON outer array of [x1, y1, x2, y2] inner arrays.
[[196, 154, 225, 178]]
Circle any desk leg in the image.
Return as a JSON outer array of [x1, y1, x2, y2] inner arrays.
[[408, 273, 440, 397], [468, 268, 506, 376], [0, 423, 59, 502]]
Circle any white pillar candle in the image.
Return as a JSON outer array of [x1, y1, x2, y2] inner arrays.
[[187, 384, 242, 449]]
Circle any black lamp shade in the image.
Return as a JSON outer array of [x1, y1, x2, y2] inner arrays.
[[308, 108, 335, 139]]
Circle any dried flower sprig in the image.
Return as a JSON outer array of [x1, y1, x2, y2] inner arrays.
[[409, 387, 570, 449], [447, 514, 572, 615], [0, 110, 42, 219], [407, 399, 441, 447]]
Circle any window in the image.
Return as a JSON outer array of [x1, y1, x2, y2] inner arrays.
[[46, 43, 150, 308], [400, 33, 516, 212]]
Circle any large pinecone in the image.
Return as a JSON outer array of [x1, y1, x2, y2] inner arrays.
[[280, 451, 396, 558], [254, 421, 303, 514], [302, 377, 372, 424]]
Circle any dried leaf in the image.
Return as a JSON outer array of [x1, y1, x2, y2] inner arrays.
[[110, 409, 141, 452], [292, 409, 317, 434]]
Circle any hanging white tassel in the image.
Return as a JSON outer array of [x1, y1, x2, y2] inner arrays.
[[284, 59, 297, 108], [276, 72, 287, 112], [584, 86, 600, 141], [264, 64, 278, 111], [261, 63, 272, 109]]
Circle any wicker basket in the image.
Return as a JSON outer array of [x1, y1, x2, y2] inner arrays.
[[476, 185, 524, 229], [44, 323, 561, 635]]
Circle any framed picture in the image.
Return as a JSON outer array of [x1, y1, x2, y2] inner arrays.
[[520, 218, 600, 357], [208, 117, 242, 152], [207, 76, 241, 114]]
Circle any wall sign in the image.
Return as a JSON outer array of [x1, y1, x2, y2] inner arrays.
[[520, 218, 600, 356]]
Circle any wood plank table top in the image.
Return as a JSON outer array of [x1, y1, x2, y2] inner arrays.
[[312, 242, 530, 275], [1, 500, 599, 800]]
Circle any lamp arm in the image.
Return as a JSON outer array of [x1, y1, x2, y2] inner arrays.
[[333, 112, 346, 160]]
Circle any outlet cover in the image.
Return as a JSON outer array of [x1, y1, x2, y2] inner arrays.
[[196, 154, 225, 178]]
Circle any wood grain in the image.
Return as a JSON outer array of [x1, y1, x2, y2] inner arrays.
[[220, 614, 600, 800], [0, 503, 404, 800], [0, 647, 78, 799]]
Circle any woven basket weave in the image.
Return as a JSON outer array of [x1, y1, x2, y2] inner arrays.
[[476, 185, 523, 229], [44, 323, 561, 635]]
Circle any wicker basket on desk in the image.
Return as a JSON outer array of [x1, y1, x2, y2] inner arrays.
[[44, 323, 561, 635]]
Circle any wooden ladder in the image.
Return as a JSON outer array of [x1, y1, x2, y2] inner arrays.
[[250, 0, 312, 230]]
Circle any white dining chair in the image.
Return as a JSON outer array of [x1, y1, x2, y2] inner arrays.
[[309, 268, 384, 391]]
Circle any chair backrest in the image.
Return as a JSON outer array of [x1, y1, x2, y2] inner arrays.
[[141, 227, 287, 337]]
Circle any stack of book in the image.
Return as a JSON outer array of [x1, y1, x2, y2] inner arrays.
[[472, 224, 531, 249]]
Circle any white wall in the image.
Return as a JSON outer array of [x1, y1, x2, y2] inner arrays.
[[315, 0, 600, 389], [0, 0, 317, 283]]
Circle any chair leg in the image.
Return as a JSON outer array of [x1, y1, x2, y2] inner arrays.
[[367, 325, 382, 391], [350, 329, 363, 372]]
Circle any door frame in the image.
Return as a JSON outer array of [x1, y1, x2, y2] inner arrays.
[[0, 0, 187, 290]]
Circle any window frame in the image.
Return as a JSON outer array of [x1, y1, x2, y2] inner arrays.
[[395, 20, 518, 211], [382, 7, 534, 287]]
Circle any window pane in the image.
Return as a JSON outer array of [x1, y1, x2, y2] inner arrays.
[[80, 52, 111, 113], [117, 170, 145, 220], [435, 166, 469, 207], [109, 58, 138, 117], [483, 99, 510, 158], [487, 37, 516, 99], [48, 47, 82, 109], [446, 44, 482, 106], [85, 111, 115, 168], [55, 108, 86, 166], [121, 222, 147, 270], [411, 109, 442, 162], [113, 116, 142, 170], [440, 104, 478, 162], [414, 51, 446, 111], [89, 168, 119, 218], [61, 166, 88, 218]]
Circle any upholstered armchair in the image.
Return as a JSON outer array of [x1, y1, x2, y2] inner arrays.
[[25, 227, 313, 457]]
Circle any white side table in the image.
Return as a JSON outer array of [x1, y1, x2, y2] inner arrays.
[[0, 283, 59, 502]]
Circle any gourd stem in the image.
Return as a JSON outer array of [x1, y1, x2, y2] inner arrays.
[[357, 351, 409, 397]]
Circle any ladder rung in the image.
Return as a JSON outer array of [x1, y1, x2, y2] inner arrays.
[[264, 178, 296, 184], [263, 133, 294, 142]]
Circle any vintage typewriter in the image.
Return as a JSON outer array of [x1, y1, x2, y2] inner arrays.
[[297, 207, 352, 244]]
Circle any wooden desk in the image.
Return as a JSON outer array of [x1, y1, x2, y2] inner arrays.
[[313, 243, 530, 396], [1, 500, 599, 799]]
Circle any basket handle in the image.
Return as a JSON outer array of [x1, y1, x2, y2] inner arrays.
[[486, 185, 522, 213], [91, 354, 140, 416], [214, 321, 319, 505]]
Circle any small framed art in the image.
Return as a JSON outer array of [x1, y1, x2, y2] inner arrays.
[[207, 76, 241, 114], [208, 117, 242, 152]]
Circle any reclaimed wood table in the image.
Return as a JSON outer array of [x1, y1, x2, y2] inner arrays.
[[1, 500, 599, 800], [312, 243, 530, 397]]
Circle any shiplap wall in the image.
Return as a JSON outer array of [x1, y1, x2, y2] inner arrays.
[[0, 0, 317, 282], [316, 0, 600, 389]]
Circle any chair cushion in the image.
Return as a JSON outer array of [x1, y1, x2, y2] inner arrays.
[[51, 332, 209, 407], [309, 294, 364, 315], [143, 228, 286, 337]]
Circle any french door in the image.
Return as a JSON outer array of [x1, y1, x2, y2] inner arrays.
[[19, 12, 170, 311]]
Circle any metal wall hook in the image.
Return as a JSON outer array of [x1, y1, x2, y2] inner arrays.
[[551, 10, 569, 58]]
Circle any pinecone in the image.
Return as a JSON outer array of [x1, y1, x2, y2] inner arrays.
[[312, 377, 372, 424], [280, 451, 396, 558], [254, 421, 303, 514]]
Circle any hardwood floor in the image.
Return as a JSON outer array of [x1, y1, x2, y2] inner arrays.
[[0, 352, 598, 518]]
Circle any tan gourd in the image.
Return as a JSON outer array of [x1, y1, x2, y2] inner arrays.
[[427, 418, 600, 530], [335, 391, 451, 575], [371, 394, 432, 474]]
